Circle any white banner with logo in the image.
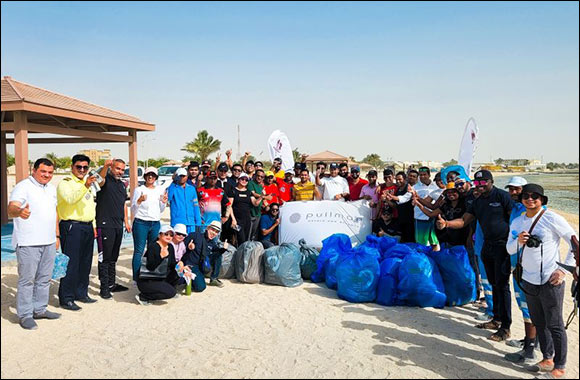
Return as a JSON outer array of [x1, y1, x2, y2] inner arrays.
[[457, 117, 479, 176], [267, 130, 295, 172], [279, 200, 372, 248]]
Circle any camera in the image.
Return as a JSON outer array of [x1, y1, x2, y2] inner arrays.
[[526, 234, 543, 248]]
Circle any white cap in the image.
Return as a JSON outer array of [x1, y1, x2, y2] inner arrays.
[[238, 172, 250, 180], [505, 176, 527, 188], [159, 224, 174, 234], [175, 167, 188, 177], [173, 223, 187, 235], [144, 167, 158, 177], [207, 220, 222, 232]]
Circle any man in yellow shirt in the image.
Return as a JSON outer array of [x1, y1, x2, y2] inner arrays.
[[56, 154, 101, 311], [292, 168, 321, 201], [271, 157, 285, 179]]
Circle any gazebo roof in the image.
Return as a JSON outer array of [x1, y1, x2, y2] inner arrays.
[[1, 76, 154, 131], [304, 150, 348, 162]]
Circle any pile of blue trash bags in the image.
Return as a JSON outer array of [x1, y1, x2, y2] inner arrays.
[[310, 233, 476, 308]]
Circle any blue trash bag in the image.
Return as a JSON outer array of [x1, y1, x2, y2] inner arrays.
[[384, 243, 415, 260], [298, 239, 319, 280], [52, 251, 70, 280], [336, 246, 381, 303], [431, 245, 476, 306], [325, 255, 339, 289], [311, 234, 352, 283], [403, 243, 433, 256], [264, 243, 303, 287], [376, 257, 404, 306], [397, 251, 446, 308], [361, 235, 398, 261]]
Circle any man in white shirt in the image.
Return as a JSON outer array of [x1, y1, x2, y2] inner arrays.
[[507, 184, 577, 379], [316, 162, 349, 201], [8, 158, 61, 330]]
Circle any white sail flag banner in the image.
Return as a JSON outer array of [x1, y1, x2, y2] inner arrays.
[[267, 130, 295, 172], [279, 200, 372, 248], [457, 118, 479, 176]]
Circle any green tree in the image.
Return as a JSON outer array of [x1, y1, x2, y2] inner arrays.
[[362, 153, 383, 169], [442, 158, 458, 167], [292, 148, 302, 163], [7, 153, 15, 167], [182, 130, 221, 161], [494, 158, 505, 165]]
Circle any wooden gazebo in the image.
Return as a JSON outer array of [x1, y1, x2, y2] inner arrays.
[[1, 76, 155, 225]]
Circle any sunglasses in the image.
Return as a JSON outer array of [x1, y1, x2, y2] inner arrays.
[[162, 232, 175, 237], [75, 165, 89, 171], [271, 209, 279, 212], [233, 169, 242, 172], [176, 232, 187, 237], [239, 178, 249, 182], [418, 168, 429, 172], [522, 192, 541, 200], [256, 175, 265, 179], [473, 180, 488, 187], [455, 181, 465, 188]]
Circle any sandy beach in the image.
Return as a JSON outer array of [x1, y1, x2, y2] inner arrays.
[[1, 211, 578, 379]]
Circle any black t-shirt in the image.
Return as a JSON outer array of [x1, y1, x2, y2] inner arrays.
[[373, 218, 402, 237], [439, 198, 469, 246], [466, 186, 513, 243], [395, 184, 414, 222], [217, 179, 235, 217], [140, 241, 178, 284], [96, 173, 127, 229], [232, 188, 252, 222]]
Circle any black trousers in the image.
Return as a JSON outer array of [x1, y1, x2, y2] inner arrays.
[[522, 280, 568, 369], [58, 221, 95, 304], [399, 218, 415, 243], [481, 241, 512, 330], [137, 279, 177, 301], [97, 227, 123, 292]]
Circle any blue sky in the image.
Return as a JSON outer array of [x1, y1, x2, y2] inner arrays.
[[2, 1, 578, 163]]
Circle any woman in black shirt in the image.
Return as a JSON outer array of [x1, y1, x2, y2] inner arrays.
[[230, 174, 261, 245]]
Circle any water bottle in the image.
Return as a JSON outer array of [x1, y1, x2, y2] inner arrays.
[[88, 170, 102, 193]]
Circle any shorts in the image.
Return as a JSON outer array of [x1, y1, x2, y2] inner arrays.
[[415, 219, 439, 246]]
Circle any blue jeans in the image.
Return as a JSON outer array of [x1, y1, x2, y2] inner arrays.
[[209, 252, 223, 280], [132, 219, 161, 281], [189, 266, 207, 292]]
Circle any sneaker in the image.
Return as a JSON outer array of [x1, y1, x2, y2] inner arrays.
[[209, 279, 225, 288], [100, 291, 112, 300], [33, 310, 61, 320], [506, 339, 525, 348], [505, 350, 526, 363], [19, 317, 38, 330], [109, 284, 129, 292], [135, 294, 150, 306], [77, 296, 98, 304], [475, 313, 494, 322], [525, 359, 555, 373]]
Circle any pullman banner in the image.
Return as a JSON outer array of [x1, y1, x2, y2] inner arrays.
[[279, 200, 372, 248]]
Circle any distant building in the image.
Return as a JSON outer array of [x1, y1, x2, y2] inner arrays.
[[78, 149, 112, 163]]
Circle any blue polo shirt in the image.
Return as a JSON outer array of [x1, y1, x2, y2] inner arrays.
[[167, 182, 202, 228]]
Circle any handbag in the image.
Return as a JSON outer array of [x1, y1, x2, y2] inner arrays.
[[513, 209, 546, 288], [139, 254, 169, 280]]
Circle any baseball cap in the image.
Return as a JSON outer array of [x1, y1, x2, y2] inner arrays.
[[329, 163, 339, 169], [265, 170, 275, 177], [201, 159, 211, 167], [207, 170, 217, 178], [505, 176, 527, 188], [238, 173, 250, 180], [367, 170, 378, 177], [444, 182, 458, 193], [159, 225, 174, 234], [207, 220, 222, 233], [217, 163, 229, 172], [246, 160, 255, 166], [294, 162, 303, 170], [273, 157, 282, 163], [474, 170, 493, 181], [144, 167, 158, 177], [173, 224, 187, 236], [520, 183, 548, 205], [351, 165, 361, 172], [175, 168, 187, 177]]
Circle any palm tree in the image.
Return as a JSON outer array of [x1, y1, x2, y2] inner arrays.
[[181, 130, 221, 161]]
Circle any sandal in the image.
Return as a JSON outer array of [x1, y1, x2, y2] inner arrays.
[[489, 328, 511, 342], [475, 320, 501, 329]]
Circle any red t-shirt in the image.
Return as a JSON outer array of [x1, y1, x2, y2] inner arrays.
[[378, 183, 399, 217], [263, 183, 281, 206], [348, 178, 369, 201], [276, 178, 294, 203]]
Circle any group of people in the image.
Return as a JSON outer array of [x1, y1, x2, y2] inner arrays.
[[8, 152, 579, 379]]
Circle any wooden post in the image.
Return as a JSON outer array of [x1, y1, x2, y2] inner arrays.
[[13, 111, 29, 182], [1, 131, 7, 225], [128, 130, 138, 201]]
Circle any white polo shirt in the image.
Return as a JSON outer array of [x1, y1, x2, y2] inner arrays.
[[320, 175, 349, 201], [413, 181, 439, 220], [9, 176, 57, 247]]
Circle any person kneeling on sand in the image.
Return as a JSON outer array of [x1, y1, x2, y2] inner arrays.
[[181, 221, 230, 291], [136, 225, 191, 305]]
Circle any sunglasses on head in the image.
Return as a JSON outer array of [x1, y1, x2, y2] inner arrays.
[[418, 168, 429, 172], [473, 180, 488, 187], [522, 192, 541, 200], [75, 165, 89, 171]]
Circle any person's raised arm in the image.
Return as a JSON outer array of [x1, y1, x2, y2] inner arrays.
[[437, 212, 474, 230]]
